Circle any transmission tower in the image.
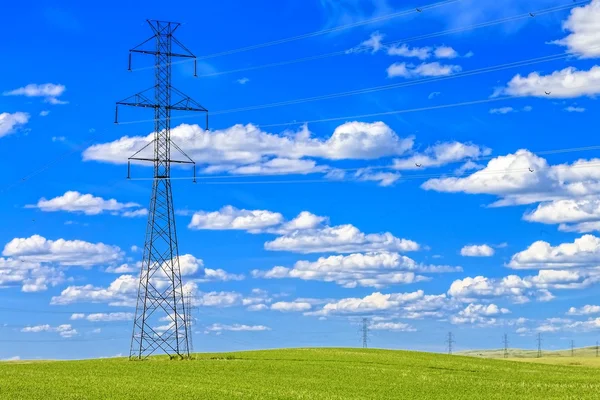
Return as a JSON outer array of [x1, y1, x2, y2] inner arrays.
[[571, 340, 575, 357], [116, 20, 209, 360], [361, 318, 369, 348], [537, 333, 542, 358], [446, 332, 455, 355], [503, 333, 509, 359], [185, 291, 196, 355]]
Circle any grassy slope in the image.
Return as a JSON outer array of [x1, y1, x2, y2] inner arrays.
[[1, 348, 600, 399]]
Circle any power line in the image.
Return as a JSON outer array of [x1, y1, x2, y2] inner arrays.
[[446, 332, 454, 355], [119, 48, 599, 126], [130, 0, 462, 72], [196, 1, 589, 79], [503, 333, 509, 359], [537, 333, 542, 358], [130, 159, 600, 185]]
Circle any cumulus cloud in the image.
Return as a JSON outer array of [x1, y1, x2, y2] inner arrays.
[[450, 303, 510, 325], [3, 83, 67, 104], [494, 66, 600, 98], [264, 224, 419, 254], [205, 323, 270, 332], [307, 290, 453, 318], [0, 112, 29, 138], [567, 305, 600, 315], [50, 274, 138, 306], [2, 235, 123, 267], [271, 301, 312, 312], [421, 149, 600, 208], [460, 245, 495, 257], [27, 191, 146, 217], [565, 106, 585, 112], [188, 206, 284, 232], [392, 142, 490, 171], [387, 44, 432, 60], [188, 208, 419, 255], [21, 324, 77, 338], [252, 252, 461, 289], [369, 322, 416, 332], [552, 0, 600, 58], [70, 312, 134, 322], [83, 122, 414, 179], [387, 62, 462, 78], [508, 235, 600, 269], [0, 257, 65, 292], [448, 269, 600, 304]]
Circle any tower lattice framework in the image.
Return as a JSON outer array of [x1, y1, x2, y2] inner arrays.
[[115, 20, 208, 359]]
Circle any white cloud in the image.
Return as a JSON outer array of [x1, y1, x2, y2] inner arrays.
[[450, 303, 510, 325], [1, 356, 21, 361], [524, 199, 600, 225], [70, 312, 134, 322], [552, 0, 600, 58], [271, 301, 312, 312], [83, 122, 414, 174], [50, 274, 138, 306], [264, 224, 419, 254], [280, 211, 328, 231], [0, 257, 65, 292], [252, 252, 460, 289], [460, 245, 495, 257], [565, 106, 585, 112], [188, 206, 284, 232], [353, 31, 386, 54], [52, 136, 66, 142], [310, 290, 424, 316], [392, 141, 489, 171], [369, 322, 416, 332], [495, 66, 600, 98], [387, 44, 432, 60], [21, 324, 77, 338], [3, 83, 67, 105], [567, 305, 600, 315], [421, 149, 600, 208], [353, 168, 401, 187], [489, 107, 514, 114], [105, 263, 139, 274], [39, 110, 50, 117], [428, 91, 441, 99], [236, 77, 250, 85], [434, 46, 459, 59], [206, 323, 270, 332], [0, 112, 29, 138], [27, 191, 145, 217], [3, 235, 123, 267], [195, 291, 243, 307], [509, 235, 600, 269], [387, 62, 462, 78]]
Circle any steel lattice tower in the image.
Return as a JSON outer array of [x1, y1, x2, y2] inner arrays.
[[115, 20, 208, 360]]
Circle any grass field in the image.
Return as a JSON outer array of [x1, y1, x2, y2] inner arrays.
[[1, 348, 600, 399]]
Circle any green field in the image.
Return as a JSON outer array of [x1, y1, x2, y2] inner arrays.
[[1, 348, 599, 399]]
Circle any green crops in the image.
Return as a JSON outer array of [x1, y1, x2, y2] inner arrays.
[[0, 348, 599, 399]]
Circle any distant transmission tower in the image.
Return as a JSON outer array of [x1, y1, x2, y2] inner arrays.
[[503, 333, 509, 359], [116, 20, 209, 360], [537, 333, 542, 358], [185, 291, 196, 355], [571, 340, 575, 357], [361, 318, 369, 348], [446, 332, 455, 355]]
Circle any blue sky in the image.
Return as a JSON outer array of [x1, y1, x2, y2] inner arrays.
[[3, 0, 600, 360]]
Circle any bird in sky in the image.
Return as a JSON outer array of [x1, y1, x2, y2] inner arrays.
[[528, 167, 534, 172], [545, 91, 551, 95], [529, 12, 535, 17], [415, 163, 422, 167], [416, 8, 422, 12]]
